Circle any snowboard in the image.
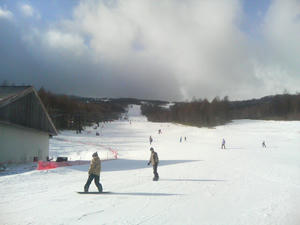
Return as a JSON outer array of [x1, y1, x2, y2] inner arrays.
[[77, 191, 111, 194]]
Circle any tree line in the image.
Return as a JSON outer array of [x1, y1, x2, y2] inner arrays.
[[141, 94, 300, 127], [38, 88, 125, 131]]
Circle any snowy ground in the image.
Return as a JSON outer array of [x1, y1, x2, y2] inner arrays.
[[1, 105, 300, 225]]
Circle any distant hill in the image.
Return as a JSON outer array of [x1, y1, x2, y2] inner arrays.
[[70, 96, 169, 106], [36, 86, 300, 129]]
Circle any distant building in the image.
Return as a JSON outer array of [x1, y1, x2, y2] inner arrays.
[[0, 86, 57, 164]]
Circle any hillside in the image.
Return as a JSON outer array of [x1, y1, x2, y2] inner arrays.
[[1, 105, 299, 225]]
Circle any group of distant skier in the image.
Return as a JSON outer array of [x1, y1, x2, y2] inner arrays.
[[220, 138, 267, 149], [179, 136, 187, 142]]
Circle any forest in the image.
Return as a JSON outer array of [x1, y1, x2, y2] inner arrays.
[[38, 88, 125, 131], [141, 94, 300, 127], [33, 84, 300, 129]]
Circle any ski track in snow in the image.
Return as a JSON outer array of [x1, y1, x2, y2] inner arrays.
[[1, 105, 300, 225], [77, 210, 104, 221]]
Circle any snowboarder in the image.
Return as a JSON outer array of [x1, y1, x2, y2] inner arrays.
[[262, 141, 266, 148], [158, 129, 162, 134], [149, 136, 153, 145], [84, 152, 103, 193], [147, 147, 159, 181], [221, 138, 226, 149]]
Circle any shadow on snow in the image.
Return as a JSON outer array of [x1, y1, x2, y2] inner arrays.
[[160, 178, 226, 182], [0, 159, 201, 176], [70, 159, 201, 172], [78, 191, 181, 196]]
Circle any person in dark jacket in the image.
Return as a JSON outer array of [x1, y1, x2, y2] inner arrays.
[[262, 141, 266, 148], [84, 152, 103, 192], [149, 136, 153, 145], [221, 138, 226, 149], [147, 147, 159, 181]]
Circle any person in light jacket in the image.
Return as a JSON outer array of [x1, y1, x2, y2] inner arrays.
[[147, 147, 159, 181], [84, 152, 103, 192]]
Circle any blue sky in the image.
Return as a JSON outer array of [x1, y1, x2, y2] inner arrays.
[[241, 0, 271, 37], [1, 0, 76, 19], [0, 0, 299, 101]]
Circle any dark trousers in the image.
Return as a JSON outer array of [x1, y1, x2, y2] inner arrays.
[[153, 164, 159, 178], [84, 174, 102, 192]]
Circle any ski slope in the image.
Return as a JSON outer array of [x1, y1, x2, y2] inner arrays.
[[1, 105, 300, 225]]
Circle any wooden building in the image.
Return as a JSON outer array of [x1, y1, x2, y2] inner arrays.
[[0, 86, 57, 164]]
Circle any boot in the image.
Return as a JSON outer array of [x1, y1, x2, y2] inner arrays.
[[97, 183, 103, 193]]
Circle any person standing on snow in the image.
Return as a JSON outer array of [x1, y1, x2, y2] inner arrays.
[[149, 136, 153, 145], [262, 141, 266, 148], [84, 152, 103, 192], [147, 147, 159, 181], [221, 138, 226, 149]]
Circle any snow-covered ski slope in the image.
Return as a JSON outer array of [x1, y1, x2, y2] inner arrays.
[[1, 104, 300, 225]]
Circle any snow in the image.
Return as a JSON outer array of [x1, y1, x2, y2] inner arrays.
[[1, 105, 300, 225], [160, 102, 175, 109]]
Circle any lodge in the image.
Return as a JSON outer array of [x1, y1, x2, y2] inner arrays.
[[0, 86, 57, 164]]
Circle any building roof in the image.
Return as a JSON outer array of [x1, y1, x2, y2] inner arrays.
[[0, 86, 32, 106], [0, 86, 58, 135]]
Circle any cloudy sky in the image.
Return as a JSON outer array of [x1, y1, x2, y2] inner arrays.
[[0, 0, 299, 101]]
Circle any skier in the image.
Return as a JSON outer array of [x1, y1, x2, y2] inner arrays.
[[147, 147, 159, 181], [149, 136, 153, 145], [221, 138, 226, 149], [262, 141, 266, 148], [184, 136, 187, 142], [84, 152, 103, 192], [180, 136, 182, 143]]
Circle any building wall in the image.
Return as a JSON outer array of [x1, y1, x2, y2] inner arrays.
[[0, 123, 49, 164], [0, 90, 57, 135]]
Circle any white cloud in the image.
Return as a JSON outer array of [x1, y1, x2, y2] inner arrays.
[[24, 29, 88, 57], [64, 0, 256, 100], [254, 0, 300, 95], [0, 6, 13, 20], [263, 0, 300, 59], [4, 0, 300, 100], [45, 30, 84, 49], [19, 3, 40, 18]]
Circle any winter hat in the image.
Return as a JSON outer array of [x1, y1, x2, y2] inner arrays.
[[92, 152, 98, 157], [150, 147, 154, 151]]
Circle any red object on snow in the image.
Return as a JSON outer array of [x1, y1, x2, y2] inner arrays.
[[109, 148, 118, 159], [37, 160, 91, 170], [37, 161, 70, 170]]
